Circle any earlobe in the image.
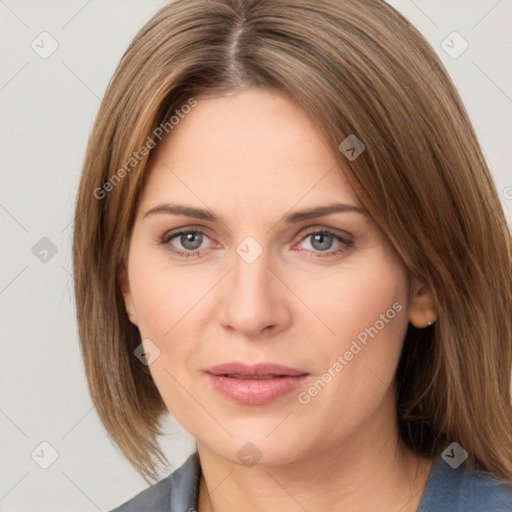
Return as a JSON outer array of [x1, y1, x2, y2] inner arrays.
[[408, 277, 437, 329], [118, 264, 137, 325]]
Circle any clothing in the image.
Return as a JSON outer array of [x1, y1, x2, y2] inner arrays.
[[417, 455, 512, 511], [109, 451, 512, 511]]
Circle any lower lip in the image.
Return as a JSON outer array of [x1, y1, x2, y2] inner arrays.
[[206, 373, 309, 405]]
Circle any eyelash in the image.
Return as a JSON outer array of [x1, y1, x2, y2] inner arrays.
[[158, 227, 353, 259]]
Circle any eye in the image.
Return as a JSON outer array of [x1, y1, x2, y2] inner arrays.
[[159, 229, 214, 258], [158, 227, 353, 259], [294, 229, 353, 257]]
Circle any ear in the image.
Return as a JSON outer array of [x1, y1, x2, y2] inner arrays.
[[408, 276, 437, 328], [118, 264, 138, 326]]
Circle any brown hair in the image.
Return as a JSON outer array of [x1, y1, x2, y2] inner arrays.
[[73, 0, 512, 484]]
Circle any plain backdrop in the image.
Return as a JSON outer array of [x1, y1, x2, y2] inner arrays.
[[0, 1, 511, 511]]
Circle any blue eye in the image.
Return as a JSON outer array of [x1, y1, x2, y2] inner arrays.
[[160, 229, 211, 258], [174, 231, 205, 251], [296, 230, 353, 257]]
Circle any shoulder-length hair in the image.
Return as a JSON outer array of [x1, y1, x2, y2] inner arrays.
[[73, 0, 512, 484]]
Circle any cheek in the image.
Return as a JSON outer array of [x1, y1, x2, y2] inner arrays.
[[292, 256, 410, 413], [127, 244, 212, 339], [292, 255, 409, 351], [126, 246, 204, 425], [295, 256, 410, 410]]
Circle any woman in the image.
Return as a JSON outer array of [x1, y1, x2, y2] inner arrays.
[[72, 0, 512, 510]]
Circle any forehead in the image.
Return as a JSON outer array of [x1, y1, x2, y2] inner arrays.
[[138, 88, 360, 219]]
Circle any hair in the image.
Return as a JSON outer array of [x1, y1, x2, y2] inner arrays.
[[73, 0, 512, 485]]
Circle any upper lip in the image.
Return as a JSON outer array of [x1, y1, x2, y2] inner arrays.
[[205, 362, 308, 377]]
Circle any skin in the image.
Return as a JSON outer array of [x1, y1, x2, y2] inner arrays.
[[119, 87, 438, 512]]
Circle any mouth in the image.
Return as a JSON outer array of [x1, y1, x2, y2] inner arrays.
[[205, 361, 307, 377], [217, 374, 286, 380], [204, 362, 310, 405]]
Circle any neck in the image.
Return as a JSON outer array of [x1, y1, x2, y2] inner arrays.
[[196, 395, 434, 512]]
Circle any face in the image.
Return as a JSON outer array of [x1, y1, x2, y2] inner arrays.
[[120, 88, 433, 466]]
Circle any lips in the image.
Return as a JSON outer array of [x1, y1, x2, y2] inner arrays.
[[224, 374, 278, 379], [205, 362, 308, 378], [204, 362, 309, 405]]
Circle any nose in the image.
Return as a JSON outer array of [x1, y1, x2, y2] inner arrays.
[[218, 245, 292, 338]]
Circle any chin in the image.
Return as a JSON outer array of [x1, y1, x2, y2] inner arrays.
[[199, 428, 310, 468]]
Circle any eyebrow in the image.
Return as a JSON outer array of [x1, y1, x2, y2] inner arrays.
[[143, 202, 365, 224]]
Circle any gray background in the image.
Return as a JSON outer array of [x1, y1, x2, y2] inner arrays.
[[0, 1, 510, 510]]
